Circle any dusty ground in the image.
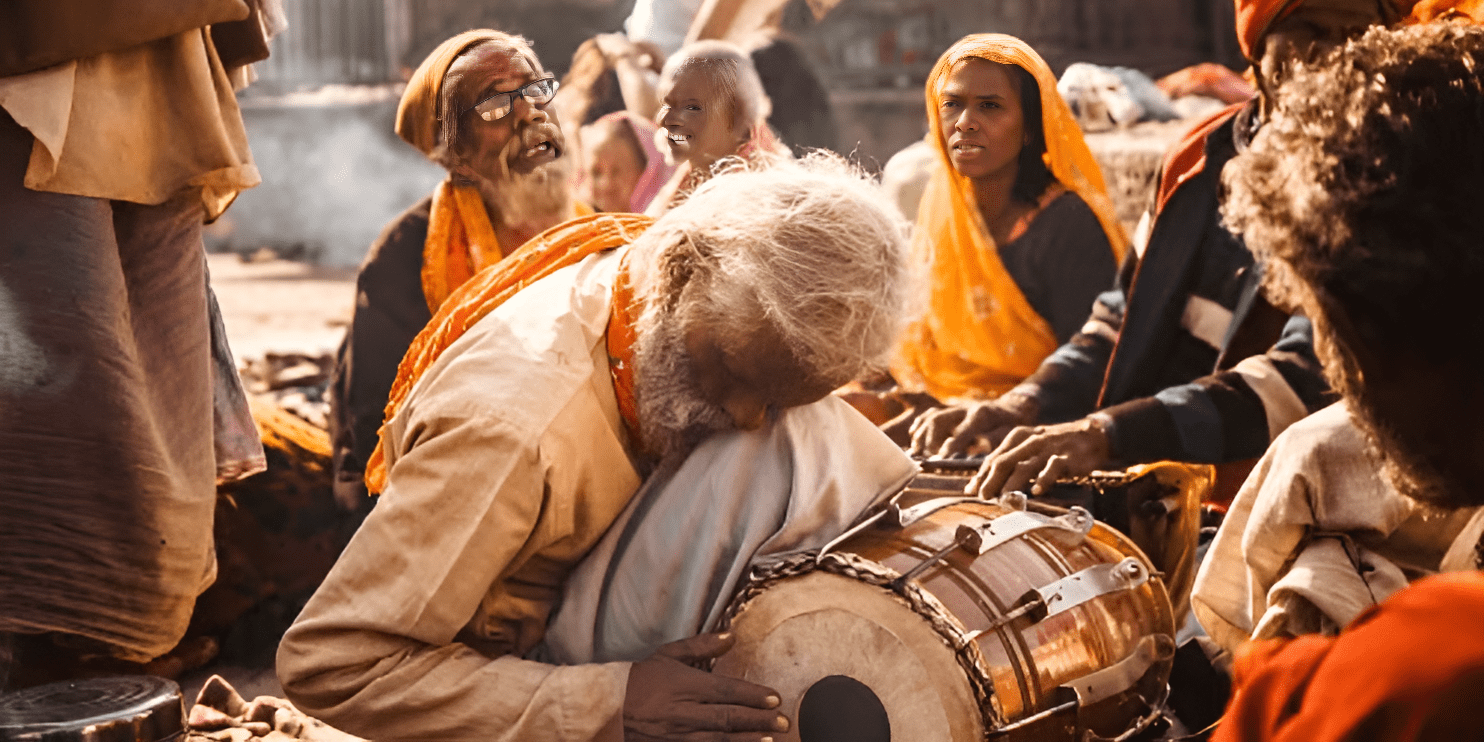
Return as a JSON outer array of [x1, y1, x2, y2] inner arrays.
[[209, 252, 357, 360]]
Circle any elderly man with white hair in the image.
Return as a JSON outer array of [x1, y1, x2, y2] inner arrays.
[[276, 156, 915, 742], [646, 39, 786, 216]]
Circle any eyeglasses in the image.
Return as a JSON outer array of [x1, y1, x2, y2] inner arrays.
[[465, 77, 559, 122]]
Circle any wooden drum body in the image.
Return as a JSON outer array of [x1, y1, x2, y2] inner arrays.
[[713, 473, 1178, 742]]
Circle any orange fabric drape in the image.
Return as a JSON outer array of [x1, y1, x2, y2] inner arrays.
[[1154, 102, 1246, 216], [421, 180, 594, 312], [395, 30, 507, 157], [1212, 570, 1484, 741], [891, 34, 1128, 402], [1236, 0, 1303, 60], [365, 213, 655, 494]]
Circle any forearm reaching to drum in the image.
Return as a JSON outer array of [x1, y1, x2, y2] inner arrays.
[[626, 633, 789, 742], [965, 413, 1113, 498]]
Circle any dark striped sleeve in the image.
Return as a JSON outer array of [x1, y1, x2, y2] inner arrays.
[[1017, 288, 1125, 424], [1100, 315, 1335, 464]]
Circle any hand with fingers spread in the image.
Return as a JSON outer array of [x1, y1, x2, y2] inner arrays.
[[966, 413, 1113, 498], [625, 633, 789, 741], [908, 393, 1038, 460]]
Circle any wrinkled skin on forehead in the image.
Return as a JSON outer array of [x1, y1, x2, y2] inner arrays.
[[444, 43, 567, 179]]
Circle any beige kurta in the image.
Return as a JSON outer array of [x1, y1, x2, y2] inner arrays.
[[277, 250, 639, 742], [1191, 402, 1479, 655]]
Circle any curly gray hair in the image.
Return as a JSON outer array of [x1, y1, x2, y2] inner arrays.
[[1222, 20, 1484, 508]]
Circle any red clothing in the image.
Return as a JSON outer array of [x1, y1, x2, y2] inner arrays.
[[1214, 570, 1484, 741]]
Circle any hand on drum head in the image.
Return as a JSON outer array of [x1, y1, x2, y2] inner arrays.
[[965, 415, 1112, 498], [625, 632, 790, 741], [908, 396, 1036, 459]]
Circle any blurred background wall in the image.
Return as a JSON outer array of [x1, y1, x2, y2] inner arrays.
[[214, 0, 1243, 266]]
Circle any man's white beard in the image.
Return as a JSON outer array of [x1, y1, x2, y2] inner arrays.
[[486, 149, 574, 230], [632, 312, 735, 460]]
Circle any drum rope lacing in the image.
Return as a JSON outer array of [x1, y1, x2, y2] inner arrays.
[[712, 549, 1007, 732]]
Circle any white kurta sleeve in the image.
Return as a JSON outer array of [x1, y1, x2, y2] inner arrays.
[[276, 409, 629, 742]]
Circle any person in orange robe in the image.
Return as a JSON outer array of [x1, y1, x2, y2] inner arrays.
[[887, 34, 1128, 420], [1213, 19, 1484, 740], [328, 30, 593, 505]]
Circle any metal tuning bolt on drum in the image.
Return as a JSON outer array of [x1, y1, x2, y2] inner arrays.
[[712, 465, 1180, 742], [0, 675, 186, 742]]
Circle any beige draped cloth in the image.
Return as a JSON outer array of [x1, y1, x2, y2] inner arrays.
[[0, 26, 259, 219], [1192, 403, 1479, 655], [280, 247, 912, 741]]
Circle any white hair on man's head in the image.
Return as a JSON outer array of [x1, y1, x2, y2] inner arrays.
[[659, 40, 771, 136], [632, 152, 913, 385]]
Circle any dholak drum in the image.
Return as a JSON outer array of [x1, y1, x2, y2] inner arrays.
[[712, 469, 1179, 742]]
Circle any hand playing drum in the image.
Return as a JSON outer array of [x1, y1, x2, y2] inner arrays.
[[965, 413, 1114, 498], [625, 633, 790, 741], [907, 393, 1038, 460]]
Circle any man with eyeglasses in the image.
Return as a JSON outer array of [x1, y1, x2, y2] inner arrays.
[[330, 30, 593, 508]]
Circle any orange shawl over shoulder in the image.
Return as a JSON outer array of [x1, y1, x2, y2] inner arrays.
[[421, 180, 594, 311], [891, 34, 1128, 402], [1213, 570, 1484, 741], [365, 213, 654, 494]]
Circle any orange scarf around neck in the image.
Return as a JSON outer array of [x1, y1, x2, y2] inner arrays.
[[367, 212, 655, 494], [422, 180, 595, 312]]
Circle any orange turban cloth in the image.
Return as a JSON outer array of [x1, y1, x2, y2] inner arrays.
[[1236, 0, 1304, 60], [1234, 0, 1483, 61], [395, 29, 530, 157], [891, 34, 1128, 402]]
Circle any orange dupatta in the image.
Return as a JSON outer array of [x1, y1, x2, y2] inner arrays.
[[421, 180, 595, 312], [891, 34, 1128, 401], [366, 212, 655, 494]]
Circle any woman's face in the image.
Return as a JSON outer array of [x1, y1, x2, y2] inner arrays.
[[936, 58, 1026, 182], [656, 66, 742, 169], [582, 123, 646, 213]]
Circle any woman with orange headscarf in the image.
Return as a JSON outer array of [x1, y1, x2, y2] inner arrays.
[[889, 34, 1127, 410]]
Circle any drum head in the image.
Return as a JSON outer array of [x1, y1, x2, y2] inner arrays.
[[0, 675, 184, 742], [714, 571, 984, 742]]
